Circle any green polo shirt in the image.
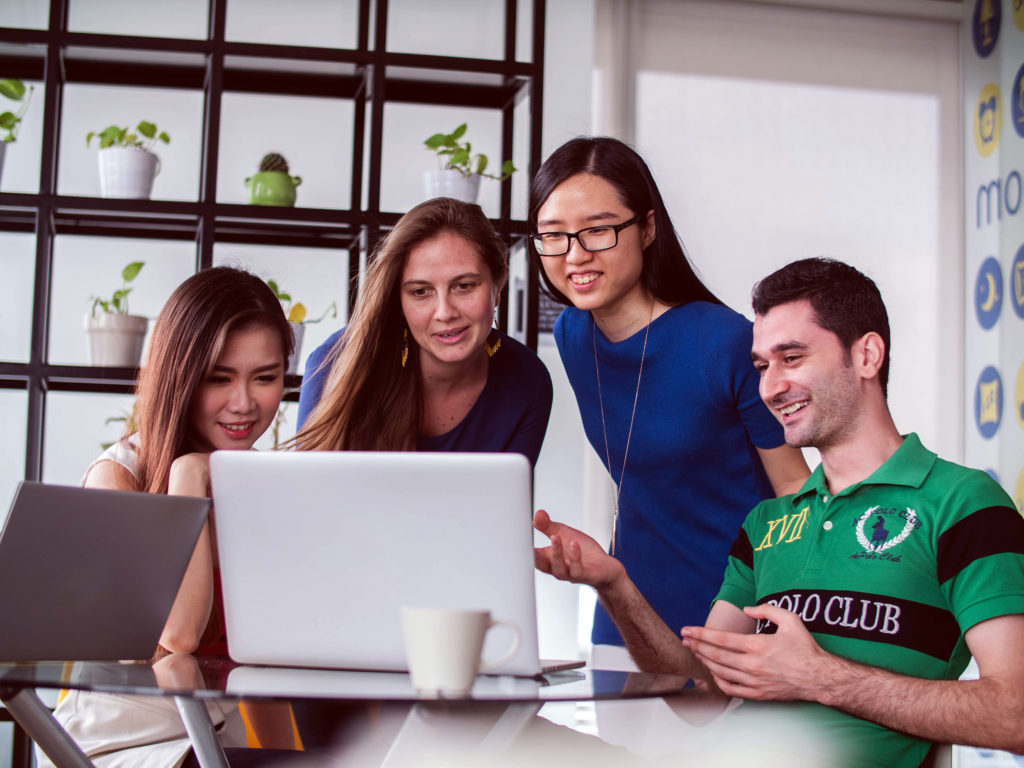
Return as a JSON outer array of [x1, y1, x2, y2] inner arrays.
[[715, 433, 1024, 767]]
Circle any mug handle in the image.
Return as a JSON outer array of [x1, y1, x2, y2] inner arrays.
[[478, 619, 521, 673]]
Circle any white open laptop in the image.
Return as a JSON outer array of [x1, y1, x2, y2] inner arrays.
[[209, 450, 582, 678]]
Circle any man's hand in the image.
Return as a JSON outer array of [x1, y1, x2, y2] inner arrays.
[[533, 509, 625, 590], [681, 603, 833, 702]]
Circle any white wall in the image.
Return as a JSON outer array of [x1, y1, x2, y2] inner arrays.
[[597, 0, 963, 465]]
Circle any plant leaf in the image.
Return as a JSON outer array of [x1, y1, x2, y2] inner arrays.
[[158, 131, 170, 144], [0, 79, 26, 101], [475, 155, 488, 174], [267, 279, 280, 296], [288, 303, 307, 323], [452, 123, 467, 140], [500, 160, 517, 177], [0, 112, 15, 129], [137, 121, 157, 139], [425, 133, 447, 149], [450, 148, 469, 167], [121, 261, 144, 283]]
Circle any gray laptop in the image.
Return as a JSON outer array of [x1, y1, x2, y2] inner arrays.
[[0, 482, 209, 662], [210, 450, 583, 677]]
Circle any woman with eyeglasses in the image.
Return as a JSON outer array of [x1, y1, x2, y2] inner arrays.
[[529, 136, 809, 669]]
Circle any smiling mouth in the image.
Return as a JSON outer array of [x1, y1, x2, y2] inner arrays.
[[220, 422, 255, 438], [777, 401, 809, 417], [570, 273, 599, 285]]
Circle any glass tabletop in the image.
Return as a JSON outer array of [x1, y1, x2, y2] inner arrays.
[[0, 656, 694, 704]]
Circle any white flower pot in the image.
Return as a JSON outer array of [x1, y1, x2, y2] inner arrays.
[[423, 169, 481, 204], [98, 147, 160, 199], [288, 322, 305, 375], [85, 313, 148, 367]]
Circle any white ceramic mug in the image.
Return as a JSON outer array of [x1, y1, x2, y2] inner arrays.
[[400, 607, 521, 696]]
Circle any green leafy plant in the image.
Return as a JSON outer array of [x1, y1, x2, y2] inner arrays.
[[86, 121, 170, 152], [90, 261, 145, 317], [101, 407, 138, 450], [266, 279, 337, 324], [424, 123, 516, 180], [0, 78, 33, 143]]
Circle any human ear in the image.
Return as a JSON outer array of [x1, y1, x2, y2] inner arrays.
[[853, 332, 886, 380], [642, 209, 656, 248]]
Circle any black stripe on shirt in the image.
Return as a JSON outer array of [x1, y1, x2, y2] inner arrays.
[[756, 589, 961, 661], [936, 505, 1024, 585], [729, 528, 754, 569]]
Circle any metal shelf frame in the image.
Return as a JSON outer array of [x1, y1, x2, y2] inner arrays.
[[0, 0, 546, 485]]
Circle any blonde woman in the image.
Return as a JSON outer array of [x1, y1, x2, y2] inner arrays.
[[295, 197, 552, 467]]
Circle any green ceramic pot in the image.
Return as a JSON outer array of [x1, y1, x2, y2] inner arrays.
[[245, 170, 301, 207]]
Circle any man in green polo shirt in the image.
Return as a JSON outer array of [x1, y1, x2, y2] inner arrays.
[[535, 258, 1024, 767]]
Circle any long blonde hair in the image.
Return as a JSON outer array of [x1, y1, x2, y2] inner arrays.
[[294, 198, 508, 452]]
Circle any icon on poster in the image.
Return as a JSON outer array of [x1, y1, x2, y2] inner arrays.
[[975, 83, 1002, 158], [975, 256, 1003, 329], [1013, 245, 1024, 319], [1016, 360, 1024, 431], [973, 0, 1002, 58], [1013, 62, 1024, 139], [1015, 0, 1024, 34], [975, 366, 1003, 439]]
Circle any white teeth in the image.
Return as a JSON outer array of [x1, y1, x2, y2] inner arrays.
[[779, 402, 808, 416], [223, 423, 251, 431], [570, 273, 598, 285]]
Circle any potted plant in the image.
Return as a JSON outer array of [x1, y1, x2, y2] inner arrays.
[[0, 77, 33, 184], [86, 121, 170, 199], [85, 261, 148, 367], [266, 279, 338, 374], [245, 152, 302, 207], [423, 123, 516, 204]]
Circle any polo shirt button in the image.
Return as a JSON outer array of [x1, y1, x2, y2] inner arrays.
[[823, 495, 830, 503], [823, 521, 833, 531]]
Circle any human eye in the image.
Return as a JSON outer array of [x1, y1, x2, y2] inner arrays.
[[256, 373, 281, 384], [408, 286, 432, 299], [753, 361, 768, 374], [206, 374, 230, 385], [783, 354, 803, 365], [454, 280, 479, 293]]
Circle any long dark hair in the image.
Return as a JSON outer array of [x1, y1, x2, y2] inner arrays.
[[528, 136, 721, 307], [132, 267, 293, 494], [293, 197, 508, 452]]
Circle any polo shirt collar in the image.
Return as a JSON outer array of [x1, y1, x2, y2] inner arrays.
[[789, 433, 936, 507]]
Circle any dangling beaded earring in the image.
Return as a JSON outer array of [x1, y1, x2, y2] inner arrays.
[[484, 329, 501, 358], [401, 328, 409, 368]]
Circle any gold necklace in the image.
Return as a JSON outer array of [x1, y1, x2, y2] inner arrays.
[[593, 305, 653, 557]]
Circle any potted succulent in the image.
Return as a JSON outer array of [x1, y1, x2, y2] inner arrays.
[[246, 152, 302, 207], [0, 77, 33, 183], [85, 261, 148, 367], [423, 123, 516, 204], [86, 121, 170, 199], [266, 279, 337, 374]]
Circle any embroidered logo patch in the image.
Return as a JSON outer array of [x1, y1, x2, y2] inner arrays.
[[851, 506, 920, 561]]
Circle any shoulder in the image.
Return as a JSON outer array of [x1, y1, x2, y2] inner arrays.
[[308, 327, 347, 365], [552, 306, 587, 343], [491, 332, 553, 394], [930, 457, 1016, 513], [82, 450, 140, 493]]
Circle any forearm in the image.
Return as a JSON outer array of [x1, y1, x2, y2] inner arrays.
[[598, 576, 706, 678], [159, 524, 215, 653], [813, 656, 1024, 753]]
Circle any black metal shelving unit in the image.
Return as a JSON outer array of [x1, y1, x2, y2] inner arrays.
[[0, 0, 546, 487]]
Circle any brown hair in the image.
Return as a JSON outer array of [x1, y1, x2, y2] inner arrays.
[[131, 266, 293, 494], [293, 197, 508, 452]]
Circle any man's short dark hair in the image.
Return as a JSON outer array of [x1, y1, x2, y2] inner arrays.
[[751, 258, 891, 397]]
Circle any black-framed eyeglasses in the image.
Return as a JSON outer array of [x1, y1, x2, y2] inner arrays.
[[530, 215, 640, 257]]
